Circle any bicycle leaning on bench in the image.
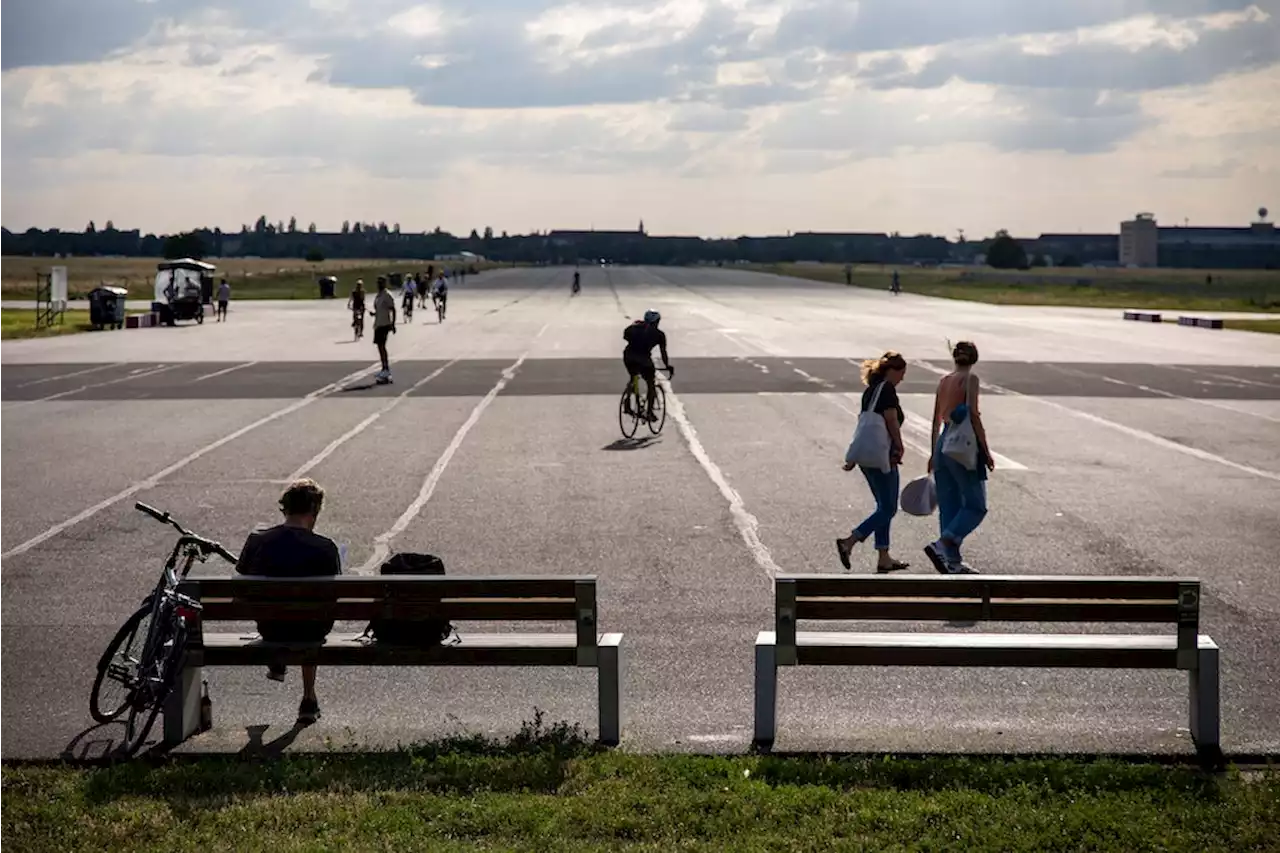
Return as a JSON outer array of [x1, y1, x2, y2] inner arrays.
[[89, 502, 237, 756], [619, 366, 673, 439]]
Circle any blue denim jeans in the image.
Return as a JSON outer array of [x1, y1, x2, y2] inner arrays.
[[854, 465, 900, 550], [934, 431, 988, 556]]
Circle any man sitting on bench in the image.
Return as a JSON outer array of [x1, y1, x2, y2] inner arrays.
[[235, 478, 341, 725]]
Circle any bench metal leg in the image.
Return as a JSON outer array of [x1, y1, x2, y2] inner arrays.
[[754, 631, 777, 745], [1189, 642, 1220, 754], [597, 633, 623, 746], [163, 661, 202, 746]]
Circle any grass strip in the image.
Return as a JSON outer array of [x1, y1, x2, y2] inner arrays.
[[753, 264, 1280, 313], [1, 309, 146, 341], [5, 720, 1277, 852], [1224, 318, 1280, 335]]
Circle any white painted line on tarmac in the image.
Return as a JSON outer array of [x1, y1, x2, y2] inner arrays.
[[13, 363, 181, 406], [289, 358, 461, 480], [1083, 370, 1280, 425], [14, 362, 125, 388], [1157, 364, 1280, 391], [665, 380, 782, 583], [792, 367, 835, 388], [355, 323, 551, 575], [193, 361, 259, 382], [907, 358, 1280, 483], [0, 362, 381, 563]]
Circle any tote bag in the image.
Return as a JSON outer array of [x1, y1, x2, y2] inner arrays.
[[941, 375, 979, 471], [845, 381, 892, 473]]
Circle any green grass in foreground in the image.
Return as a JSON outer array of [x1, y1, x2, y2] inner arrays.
[[4, 720, 1277, 852], [0, 309, 143, 340], [1225, 318, 1280, 335], [756, 264, 1280, 313]]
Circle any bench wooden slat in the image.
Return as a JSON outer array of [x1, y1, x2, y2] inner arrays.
[[197, 598, 577, 621], [192, 632, 581, 667], [795, 599, 1181, 623], [787, 575, 1192, 601], [791, 631, 1215, 669], [181, 575, 590, 600]]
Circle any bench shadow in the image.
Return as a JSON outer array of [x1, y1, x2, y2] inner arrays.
[[602, 437, 659, 451]]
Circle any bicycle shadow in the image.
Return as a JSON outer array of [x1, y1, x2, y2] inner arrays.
[[60, 721, 127, 762], [602, 437, 660, 451]]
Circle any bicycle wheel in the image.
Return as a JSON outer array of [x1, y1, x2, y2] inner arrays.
[[618, 384, 640, 438], [118, 619, 185, 757], [647, 383, 667, 435], [90, 604, 152, 723]]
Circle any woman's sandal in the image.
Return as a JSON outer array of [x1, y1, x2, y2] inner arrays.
[[876, 559, 910, 574], [835, 538, 853, 570]]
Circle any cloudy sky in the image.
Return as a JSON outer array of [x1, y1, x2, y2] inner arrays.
[[3, 0, 1278, 237]]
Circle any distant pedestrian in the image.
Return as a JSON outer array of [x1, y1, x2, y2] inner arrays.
[[216, 278, 231, 321], [836, 351, 910, 573], [372, 277, 396, 384], [924, 341, 994, 574], [891, 270, 901, 295], [845, 264, 853, 286]]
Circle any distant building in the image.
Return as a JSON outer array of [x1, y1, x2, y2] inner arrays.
[[1156, 209, 1278, 269], [1120, 213, 1159, 267], [1029, 233, 1118, 265]]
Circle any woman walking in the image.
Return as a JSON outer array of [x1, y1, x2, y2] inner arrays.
[[925, 341, 994, 574], [836, 351, 911, 573]]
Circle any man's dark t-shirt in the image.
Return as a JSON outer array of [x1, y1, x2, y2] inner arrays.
[[236, 524, 341, 641]]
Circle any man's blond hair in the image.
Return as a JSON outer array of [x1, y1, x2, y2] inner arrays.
[[279, 478, 325, 517]]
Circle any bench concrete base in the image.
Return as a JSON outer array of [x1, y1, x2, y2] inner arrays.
[[1123, 311, 1162, 322], [1178, 316, 1225, 329], [753, 630, 1221, 754], [165, 633, 625, 747]]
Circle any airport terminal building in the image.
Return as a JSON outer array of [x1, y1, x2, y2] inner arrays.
[[1120, 210, 1279, 269]]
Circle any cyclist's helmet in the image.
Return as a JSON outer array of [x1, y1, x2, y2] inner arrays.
[[644, 309, 661, 324]]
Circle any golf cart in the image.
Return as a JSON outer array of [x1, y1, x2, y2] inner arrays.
[[153, 258, 215, 326]]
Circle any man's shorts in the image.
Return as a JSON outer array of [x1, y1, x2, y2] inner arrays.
[[218, 300, 228, 311], [623, 353, 656, 384], [374, 325, 393, 346]]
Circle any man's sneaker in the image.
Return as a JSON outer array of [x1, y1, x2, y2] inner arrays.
[[297, 698, 321, 725], [266, 662, 286, 682], [944, 558, 980, 575]]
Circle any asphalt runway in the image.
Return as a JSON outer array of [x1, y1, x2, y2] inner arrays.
[[3, 265, 1279, 759]]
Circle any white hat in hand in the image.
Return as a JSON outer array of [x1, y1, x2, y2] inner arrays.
[[901, 476, 938, 517]]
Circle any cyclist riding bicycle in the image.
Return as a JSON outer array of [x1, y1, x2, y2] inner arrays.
[[348, 280, 366, 339], [402, 276, 416, 320], [622, 309, 673, 421], [433, 275, 449, 318]]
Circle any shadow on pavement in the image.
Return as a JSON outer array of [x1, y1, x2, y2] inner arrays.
[[602, 437, 660, 451], [60, 722, 125, 762], [240, 722, 309, 757]]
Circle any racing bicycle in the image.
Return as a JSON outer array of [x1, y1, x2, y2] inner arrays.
[[619, 366, 673, 439], [89, 503, 237, 756]]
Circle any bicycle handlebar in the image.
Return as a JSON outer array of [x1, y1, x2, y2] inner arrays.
[[135, 502, 238, 564]]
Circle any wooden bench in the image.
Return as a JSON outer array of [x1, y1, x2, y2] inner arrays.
[[165, 574, 623, 745], [754, 574, 1220, 754]]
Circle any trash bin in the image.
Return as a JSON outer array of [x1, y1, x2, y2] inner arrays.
[[389, 272, 403, 289], [88, 285, 129, 330], [318, 276, 337, 299]]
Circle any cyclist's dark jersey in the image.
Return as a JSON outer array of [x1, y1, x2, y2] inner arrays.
[[350, 292, 365, 313], [623, 321, 668, 365]]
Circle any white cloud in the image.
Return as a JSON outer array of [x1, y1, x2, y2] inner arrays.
[[1, 0, 1278, 235]]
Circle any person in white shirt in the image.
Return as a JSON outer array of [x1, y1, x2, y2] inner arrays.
[[372, 277, 396, 383]]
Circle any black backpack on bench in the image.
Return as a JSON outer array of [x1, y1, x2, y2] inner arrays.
[[362, 552, 455, 646]]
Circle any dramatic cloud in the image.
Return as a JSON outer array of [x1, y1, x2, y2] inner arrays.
[[2, 0, 1278, 236]]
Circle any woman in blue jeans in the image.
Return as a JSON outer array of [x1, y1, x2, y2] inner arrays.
[[925, 341, 995, 574], [836, 351, 910, 573]]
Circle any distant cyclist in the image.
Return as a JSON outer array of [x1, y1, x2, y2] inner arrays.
[[622, 309, 673, 421], [433, 274, 449, 320], [402, 275, 416, 320], [347, 279, 366, 340]]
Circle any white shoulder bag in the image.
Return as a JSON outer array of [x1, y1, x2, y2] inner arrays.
[[845, 381, 892, 473], [941, 374, 979, 471]]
